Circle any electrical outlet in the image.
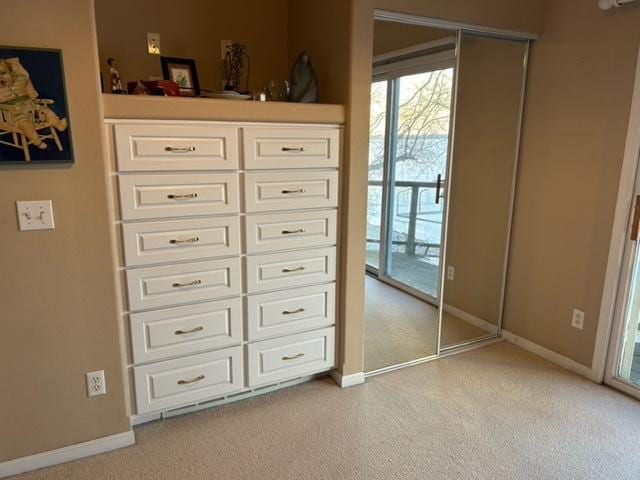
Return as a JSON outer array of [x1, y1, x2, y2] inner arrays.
[[447, 266, 455, 281], [147, 32, 161, 55], [86, 370, 107, 397], [572, 309, 585, 330], [16, 200, 55, 231], [220, 39, 233, 60]]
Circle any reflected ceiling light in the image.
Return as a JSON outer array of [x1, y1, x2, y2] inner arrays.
[[598, 0, 638, 9]]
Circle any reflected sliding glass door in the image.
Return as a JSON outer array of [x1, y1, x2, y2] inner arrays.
[[366, 60, 455, 303]]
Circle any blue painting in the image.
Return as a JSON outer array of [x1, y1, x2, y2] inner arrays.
[[0, 47, 73, 164]]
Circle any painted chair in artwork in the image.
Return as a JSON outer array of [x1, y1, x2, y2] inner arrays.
[[0, 100, 64, 162]]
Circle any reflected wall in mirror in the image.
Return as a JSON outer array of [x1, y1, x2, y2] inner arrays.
[[440, 33, 529, 349]]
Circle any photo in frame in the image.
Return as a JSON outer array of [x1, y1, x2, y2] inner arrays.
[[0, 47, 73, 164], [160, 56, 200, 97]]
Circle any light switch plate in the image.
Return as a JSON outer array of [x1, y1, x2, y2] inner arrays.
[[16, 200, 55, 231]]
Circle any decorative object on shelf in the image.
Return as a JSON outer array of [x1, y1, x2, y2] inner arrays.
[[290, 51, 318, 103], [223, 43, 250, 92], [0, 47, 73, 164], [160, 56, 200, 97], [201, 91, 251, 100], [127, 80, 180, 96], [265, 80, 290, 102], [107, 57, 126, 95]]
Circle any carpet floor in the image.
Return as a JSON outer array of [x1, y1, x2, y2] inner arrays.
[[12, 342, 640, 480], [364, 275, 488, 372]]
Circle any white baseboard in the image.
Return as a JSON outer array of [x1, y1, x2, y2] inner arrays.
[[501, 329, 596, 381], [0, 430, 135, 479], [331, 370, 365, 388], [443, 304, 498, 334]]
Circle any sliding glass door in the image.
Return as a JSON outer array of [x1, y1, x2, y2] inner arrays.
[[367, 61, 455, 303]]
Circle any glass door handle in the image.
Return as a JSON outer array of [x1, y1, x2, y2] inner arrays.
[[631, 195, 640, 241]]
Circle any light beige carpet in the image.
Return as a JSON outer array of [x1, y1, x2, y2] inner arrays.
[[12, 342, 640, 480], [364, 275, 488, 372]]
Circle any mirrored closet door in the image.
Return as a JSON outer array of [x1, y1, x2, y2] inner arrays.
[[364, 16, 530, 374]]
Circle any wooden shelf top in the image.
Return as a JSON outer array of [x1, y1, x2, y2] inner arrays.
[[102, 94, 345, 125]]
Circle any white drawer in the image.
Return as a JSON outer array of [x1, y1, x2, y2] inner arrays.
[[247, 283, 335, 341], [246, 247, 336, 293], [118, 173, 239, 220], [114, 124, 239, 171], [247, 327, 335, 387], [244, 210, 337, 254], [126, 258, 241, 311], [244, 171, 338, 213], [130, 298, 243, 364], [133, 346, 243, 414], [243, 127, 339, 169], [122, 216, 240, 267]]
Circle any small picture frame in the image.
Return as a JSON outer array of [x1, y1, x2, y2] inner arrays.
[[0, 46, 73, 164], [160, 56, 200, 97]]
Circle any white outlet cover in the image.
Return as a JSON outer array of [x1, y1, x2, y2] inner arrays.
[[572, 309, 585, 330], [16, 200, 55, 231], [221, 39, 233, 60], [86, 370, 107, 397], [147, 32, 161, 55]]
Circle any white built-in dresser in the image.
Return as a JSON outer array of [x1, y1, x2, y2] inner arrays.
[[107, 120, 340, 418]]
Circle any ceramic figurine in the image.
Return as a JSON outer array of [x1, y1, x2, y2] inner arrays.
[[107, 57, 126, 94], [290, 51, 318, 103]]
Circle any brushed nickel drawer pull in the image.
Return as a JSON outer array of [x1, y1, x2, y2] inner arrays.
[[165, 146, 196, 152], [282, 228, 306, 235], [282, 353, 305, 361], [170, 236, 200, 245], [167, 193, 198, 200], [177, 374, 205, 385], [281, 146, 305, 152], [281, 188, 306, 195], [282, 266, 305, 273], [282, 308, 305, 315], [174, 326, 205, 335], [172, 279, 202, 288]]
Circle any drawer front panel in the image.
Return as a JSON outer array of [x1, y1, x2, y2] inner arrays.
[[133, 346, 243, 413], [247, 283, 335, 341], [130, 298, 243, 363], [243, 127, 339, 169], [118, 173, 239, 220], [244, 171, 338, 213], [126, 258, 241, 311], [245, 210, 337, 254], [246, 247, 336, 293], [247, 328, 335, 387], [115, 124, 239, 171], [122, 217, 240, 266]]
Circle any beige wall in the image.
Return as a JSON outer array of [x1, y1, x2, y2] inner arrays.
[[373, 20, 451, 57], [503, 0, 640, 366], [95, 0, 289, 93], [444, 35, 526, 325], [0, 0, 130, 462]]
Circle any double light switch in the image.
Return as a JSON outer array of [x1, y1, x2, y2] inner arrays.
[[16, 200, 55, 231]]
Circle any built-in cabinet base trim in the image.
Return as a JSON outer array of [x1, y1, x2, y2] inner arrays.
[[501, 329, 596, 381], [0, 430, 135, 479], [331, 370, 366, 388]]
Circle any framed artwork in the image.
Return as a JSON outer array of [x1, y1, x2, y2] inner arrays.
[[160, 56, 200, 97], [0, 47, 73, 164]]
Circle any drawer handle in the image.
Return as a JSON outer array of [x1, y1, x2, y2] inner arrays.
[[170, 236, 200, 245], [172, 279, 202, 288], [282, 353, 305, 361], [282, 266, 305, 273], [174, 326, 205, 335], [165, 146, 196, 152], [282, 308, 305, 315], [167, 193, 198, 200], [281, 146, 305, 152], [282, 228, 306, 235], [177, 374, 205, 385], [281, 188, 306, 195]]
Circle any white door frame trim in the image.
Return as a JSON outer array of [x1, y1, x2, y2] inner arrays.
[[593, 46, 640, 384]]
